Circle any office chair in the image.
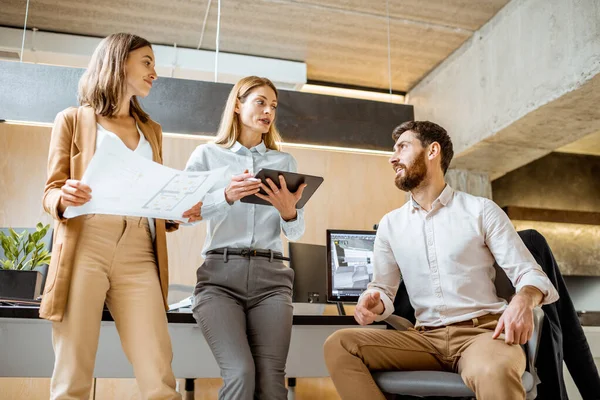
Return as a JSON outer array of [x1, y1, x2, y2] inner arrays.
[[372, 264, 544, 400]]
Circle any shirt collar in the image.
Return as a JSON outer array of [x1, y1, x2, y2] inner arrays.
[[229, 141, 243, 153], [252, 141, 267, 155], [409, 184, 454, 210], [438, 184, 454, 206], [229, 140, 267, 155]]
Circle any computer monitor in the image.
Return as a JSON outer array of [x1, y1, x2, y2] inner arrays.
[[288, 242, 328, 304], [326, 229, 376, 302]]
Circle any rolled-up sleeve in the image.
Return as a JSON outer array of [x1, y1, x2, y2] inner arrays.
[[360, 215, 402, 321], [184, 145, 231, 222], [483, 199, 559, 305], [43, 110, 75, 222]]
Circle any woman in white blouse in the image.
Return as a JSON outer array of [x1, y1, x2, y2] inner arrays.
[[184, 76, 307, 400], [42, 33, 195, 399]]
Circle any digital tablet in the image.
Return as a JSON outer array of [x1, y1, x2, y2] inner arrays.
[[240, 169, 324, 209]]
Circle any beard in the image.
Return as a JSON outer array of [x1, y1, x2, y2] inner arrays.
[[395, 150, 428, 192]]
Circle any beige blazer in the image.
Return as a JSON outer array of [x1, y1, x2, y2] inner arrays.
[[40, 106, 177, 321]]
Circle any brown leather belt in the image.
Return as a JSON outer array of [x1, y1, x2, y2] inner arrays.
[[417, 313, 501, 331]]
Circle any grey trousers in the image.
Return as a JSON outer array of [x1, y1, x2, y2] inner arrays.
[[192, 254, 294, 400]]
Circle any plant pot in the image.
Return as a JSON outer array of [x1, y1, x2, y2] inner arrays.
[[0, 270, 43, 300]]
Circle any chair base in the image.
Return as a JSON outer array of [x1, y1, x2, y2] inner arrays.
[[373, 370, 534, 398]]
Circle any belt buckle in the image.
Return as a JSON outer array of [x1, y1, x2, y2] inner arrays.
[[240, 249, 249, 257]]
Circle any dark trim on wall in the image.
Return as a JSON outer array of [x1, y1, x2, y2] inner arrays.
[[306, 79, 407, 96], [503, 206, 600, 226], [0, 61, 413, 151]]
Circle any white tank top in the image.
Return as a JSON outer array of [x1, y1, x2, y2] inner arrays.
[[95, 123, 156, 240]]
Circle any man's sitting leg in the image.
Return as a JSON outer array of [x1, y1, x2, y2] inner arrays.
[[325, 317, 528, 400], [324, 327, 447, 400], [455, 323, 526, 399]]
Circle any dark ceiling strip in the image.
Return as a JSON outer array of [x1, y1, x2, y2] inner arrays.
[[0, 61, 414, 151]]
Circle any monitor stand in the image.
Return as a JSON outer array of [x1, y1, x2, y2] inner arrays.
[[336, 302, 346, 316]]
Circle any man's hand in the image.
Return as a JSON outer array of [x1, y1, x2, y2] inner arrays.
[[354, 291, 385, 326], [493, 286, 543, 345]]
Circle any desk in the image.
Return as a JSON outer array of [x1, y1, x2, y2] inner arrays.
[[0, 306, 384, 380]]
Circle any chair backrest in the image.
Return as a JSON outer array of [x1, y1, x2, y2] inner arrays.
[[392, 268, 514, 323], [393, 281, 416, 324], [493, 263, 515, 301], [393, 229, 537, 320]]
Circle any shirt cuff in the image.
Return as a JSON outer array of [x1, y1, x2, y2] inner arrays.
[[47, 190, 68, 222], [212, 188, 231, 208], [281, 213, 301, 230], [359, 288, 395, 322], [515, 272, 560, 305]]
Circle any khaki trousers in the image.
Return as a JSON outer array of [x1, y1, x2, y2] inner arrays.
[[324, 314, 526, 400], [50, 215, 180, 400]]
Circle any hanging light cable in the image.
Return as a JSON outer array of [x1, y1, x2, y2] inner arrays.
[[20, 0, 31, 62], [385, 0, 393, 99], [197, 0, 213, 50], [214, 0, 221, 82]]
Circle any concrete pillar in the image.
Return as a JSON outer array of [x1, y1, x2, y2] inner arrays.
[[445, 169, 492, 199], [408, 0, 600, 179]]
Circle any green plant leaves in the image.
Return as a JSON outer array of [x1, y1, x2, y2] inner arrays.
[[0, 224, 52, 271]]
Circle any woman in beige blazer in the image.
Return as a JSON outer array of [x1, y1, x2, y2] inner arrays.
[[42, 33, 200, 399]]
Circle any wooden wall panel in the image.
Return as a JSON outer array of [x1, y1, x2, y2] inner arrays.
[[0, 123, 53, 228], [0, 123, 405, 399]]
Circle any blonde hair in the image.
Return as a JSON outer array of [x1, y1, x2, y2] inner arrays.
[[214, 76, 283, 151], [78, 33, 152, 123]]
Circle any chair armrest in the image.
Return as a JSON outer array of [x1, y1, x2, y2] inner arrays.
[[527, 307, 544, 368], [385, 315, 414, 331]]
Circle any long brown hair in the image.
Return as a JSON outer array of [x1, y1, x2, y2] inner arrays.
[[78, 33, 152, 122], [214, 76, 283, 151]]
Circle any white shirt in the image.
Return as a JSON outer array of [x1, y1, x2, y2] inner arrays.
[[185, 141, 305, 256], [363, 185, 559, 327], [95, 123, 156, 240]]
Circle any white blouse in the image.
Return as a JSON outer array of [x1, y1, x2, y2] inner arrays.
[[95, 123, 156, 240]]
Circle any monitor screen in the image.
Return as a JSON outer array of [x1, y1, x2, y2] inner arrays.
[[326, 229, 376, 302]]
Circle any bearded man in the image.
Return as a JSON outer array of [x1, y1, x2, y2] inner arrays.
[[323, 121, 559, 400]]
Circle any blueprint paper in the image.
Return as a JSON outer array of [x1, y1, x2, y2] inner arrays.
[[63, 136, 227, 222]]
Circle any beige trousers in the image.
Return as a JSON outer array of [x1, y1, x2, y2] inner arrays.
[[50, 215, 180, 400], [324, 313, 526, 400]]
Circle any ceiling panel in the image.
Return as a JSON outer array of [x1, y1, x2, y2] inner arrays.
[[556, 130, 600, 157], [0, 0, 508, 91], [292, 0, 510, 31]]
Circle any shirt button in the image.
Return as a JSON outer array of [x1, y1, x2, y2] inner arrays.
[[436, 293, 442, 298]]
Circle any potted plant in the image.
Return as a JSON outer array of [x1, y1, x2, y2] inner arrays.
[[0, 223, 52, 300]]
